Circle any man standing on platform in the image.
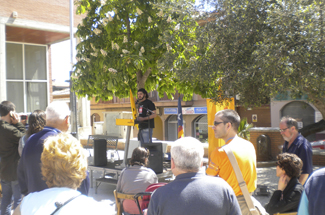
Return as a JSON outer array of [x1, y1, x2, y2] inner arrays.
[[0, 101, 25, 215], [136, 88, 156, 145], [280, 116, 313, 185], [206, 109, 257, 215]]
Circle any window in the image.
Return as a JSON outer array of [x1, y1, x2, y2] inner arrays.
[[281, 101, 315, 142], [193, 115, 208, 143], [165, 115, 185, 141], [6, 43, 48, 112]]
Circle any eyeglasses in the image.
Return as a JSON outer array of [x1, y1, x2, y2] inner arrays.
[[214, 121, 229, 126], [279, 127, 289, 132]]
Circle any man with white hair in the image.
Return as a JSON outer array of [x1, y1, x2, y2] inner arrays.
[[147, 137, 241, 215], [17, 101, 89, 196]]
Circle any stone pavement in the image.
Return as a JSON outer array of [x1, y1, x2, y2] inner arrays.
[[88, 163, 323, 212], [2, 164, 322, 214], [253, 164, 322, 206]]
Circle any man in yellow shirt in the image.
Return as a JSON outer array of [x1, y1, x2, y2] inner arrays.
[[206, 109, 257, 215]]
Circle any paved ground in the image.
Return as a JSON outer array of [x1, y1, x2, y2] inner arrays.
[[253, 165, 322, 206], [89, 163, 284, 212], [88, 163, 323, 211], [2, 161, 322, 214]]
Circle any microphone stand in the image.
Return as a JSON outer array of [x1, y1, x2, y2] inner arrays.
[[143, 106, 153, 144]]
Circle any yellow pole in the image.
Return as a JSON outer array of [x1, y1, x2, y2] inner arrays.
[[206, 98, 235, 158], [129, 89, 138, 129]]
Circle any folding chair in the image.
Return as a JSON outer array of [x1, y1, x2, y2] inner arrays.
[[275, 213, 297, 215], [139, 183, 167, 210], [114, 190, 151, 215]]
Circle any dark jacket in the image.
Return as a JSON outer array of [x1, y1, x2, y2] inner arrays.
[[0, 120, 25, 181], [17, 126, 89, 196], [265, 177, 304, 214], [147, 172, 241, 215]]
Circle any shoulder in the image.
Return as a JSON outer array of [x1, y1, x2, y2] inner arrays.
[[233, 136, 254, 146], [295, 183, 304, 193], [141, 166, 156, 173], [305, 168, 325, 190], [139, 166, 158, 179], [145, 99, 155, 106], [0, 121, 14, 131], [201, 175, 232, 189], [29, 128, 57, 141], [296, 134, 311, 147], [210, 147, 226, 159]]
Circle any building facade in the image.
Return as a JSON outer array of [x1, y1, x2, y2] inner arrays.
[[90, 91, 272, 142], [0, 0, 84, 111]]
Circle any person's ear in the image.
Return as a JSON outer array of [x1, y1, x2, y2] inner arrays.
[[65, 116, 69, 124], [171, 158, 175, 169]]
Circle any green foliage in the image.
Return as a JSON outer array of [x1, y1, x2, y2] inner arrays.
[[181, 0, 325, 117], [238, 118, 253, 140], [72, 0, 199, 101]]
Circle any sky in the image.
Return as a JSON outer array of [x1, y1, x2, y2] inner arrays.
[[50, 1, 215, 82], [51, 40, 74, 82]]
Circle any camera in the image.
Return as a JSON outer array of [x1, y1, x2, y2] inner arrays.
[[20, 115, 27, 120]]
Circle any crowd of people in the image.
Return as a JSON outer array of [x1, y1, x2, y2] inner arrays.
[[0, 99, 322, 215]]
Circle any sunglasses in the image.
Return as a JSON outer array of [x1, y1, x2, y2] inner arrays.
[[213, 121, 229, 126]]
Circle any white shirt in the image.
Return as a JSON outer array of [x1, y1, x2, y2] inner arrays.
[[20, 187, 110, 215]]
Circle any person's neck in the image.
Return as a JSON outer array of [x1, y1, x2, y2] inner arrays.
[[173, 168, 197, 177], [1, 115, 11, 124], [45, 123, 63, 132], [223, 131, 237, 144], [288, 132, 299, 146], [140, 98, 146, 103]]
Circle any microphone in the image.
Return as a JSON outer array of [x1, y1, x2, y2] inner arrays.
[[135, 99, 139, 105]]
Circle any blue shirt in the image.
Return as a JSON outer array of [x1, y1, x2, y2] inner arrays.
[[298, 168, 325, 215], [147, 172, 241, 215], [282, 134, 313, 175], [17, 127, 89, 195]]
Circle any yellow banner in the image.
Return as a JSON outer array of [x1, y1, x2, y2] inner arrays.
[[207, 98, 235, 158], [130, 89, 138, 129]]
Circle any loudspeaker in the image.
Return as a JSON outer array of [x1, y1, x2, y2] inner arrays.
[[94, 139, 107, 166], [143, 143, 163, 174]]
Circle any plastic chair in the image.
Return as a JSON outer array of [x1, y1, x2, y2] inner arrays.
[[114, 190, 147, 215]]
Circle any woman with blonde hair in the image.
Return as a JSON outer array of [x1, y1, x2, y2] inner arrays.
[[13, 133, 109, 215]]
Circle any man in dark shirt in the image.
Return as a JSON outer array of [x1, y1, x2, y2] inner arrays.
[[17, 101, 89, 196], [280, 116, 313, 185], [0, 101, 25, 215], [147, 137, 241, 215], [136, 88, 156, 145]]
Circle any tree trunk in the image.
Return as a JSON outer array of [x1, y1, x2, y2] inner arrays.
[[299, 93, 325, 137], [137, 70, 145, 89], [299, 120, 325, 137], [136, 68, 152, 89]]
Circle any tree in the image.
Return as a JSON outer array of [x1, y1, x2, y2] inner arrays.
[[72, 0, 200, 101], [182, 0, 325, 135]]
